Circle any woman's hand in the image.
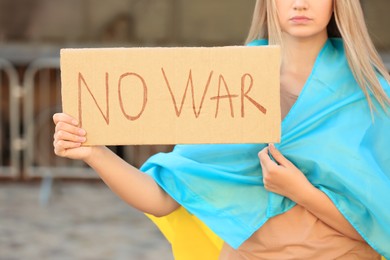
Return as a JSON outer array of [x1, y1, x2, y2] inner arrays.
[[259, 144, 364, 241], [258, 143, 314, 203], [53, 113, 94, 160]]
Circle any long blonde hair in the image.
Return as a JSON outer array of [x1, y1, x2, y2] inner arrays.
[[246, 0, 390, 111]]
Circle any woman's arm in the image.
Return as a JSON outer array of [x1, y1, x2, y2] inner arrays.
[[258, 144, 364, 241], [53, 113, 180, 217]]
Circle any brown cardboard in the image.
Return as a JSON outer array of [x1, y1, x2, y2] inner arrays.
[[60, 46, 280, 145]]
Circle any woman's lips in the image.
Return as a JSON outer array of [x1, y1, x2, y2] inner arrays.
[[290, 16, 312, 23]]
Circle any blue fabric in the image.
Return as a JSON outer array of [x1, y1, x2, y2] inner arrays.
[[141, 38, 390, 257]]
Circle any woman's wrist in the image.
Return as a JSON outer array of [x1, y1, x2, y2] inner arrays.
[[83, 145, 107, 165], [290, 181, 317, 206], [295, 183, 327, 211]]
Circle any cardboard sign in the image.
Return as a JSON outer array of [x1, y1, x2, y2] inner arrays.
[[61, 46, 280, 145]]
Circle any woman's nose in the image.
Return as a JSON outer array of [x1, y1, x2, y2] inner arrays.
[[292, 0, 309, 11]]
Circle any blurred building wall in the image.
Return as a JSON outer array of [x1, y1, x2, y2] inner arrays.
[[0, 0, 388, 50], [361, 0, 390, 50], [0, 0, 254, 46]]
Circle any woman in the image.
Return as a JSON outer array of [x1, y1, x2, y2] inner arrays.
[[219, 0, 389, 259], [53, 0, 390, 259]]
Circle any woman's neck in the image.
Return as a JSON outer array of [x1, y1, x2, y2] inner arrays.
[[279, 34, 329, 96], [281, 34, 328, 75]]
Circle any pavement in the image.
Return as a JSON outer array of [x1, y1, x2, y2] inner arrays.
[[0, 181, 173, 260]]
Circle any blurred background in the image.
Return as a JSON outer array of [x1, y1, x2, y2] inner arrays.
[[0, 0, 389, 259]]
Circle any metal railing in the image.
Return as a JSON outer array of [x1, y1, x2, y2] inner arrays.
[[22, 57, 94, 179], [0, 56, 172, 180], [0, 58, 21, 178]]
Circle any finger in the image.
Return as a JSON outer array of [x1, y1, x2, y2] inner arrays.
[[258, 147, 268, 164], [261, 169, 274, 191], [53, 113, 79, 126], [258, 147, 277, 169], [55, 121, 86, 137], [54, 140, 82, 156], [268, 143, 292, 167], [54, 130, 86, 143]]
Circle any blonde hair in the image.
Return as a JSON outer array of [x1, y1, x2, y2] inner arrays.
[[246, 0, 390, 111]]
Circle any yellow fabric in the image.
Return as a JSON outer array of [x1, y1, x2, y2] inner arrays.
[[146, 207, 223, 260]]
